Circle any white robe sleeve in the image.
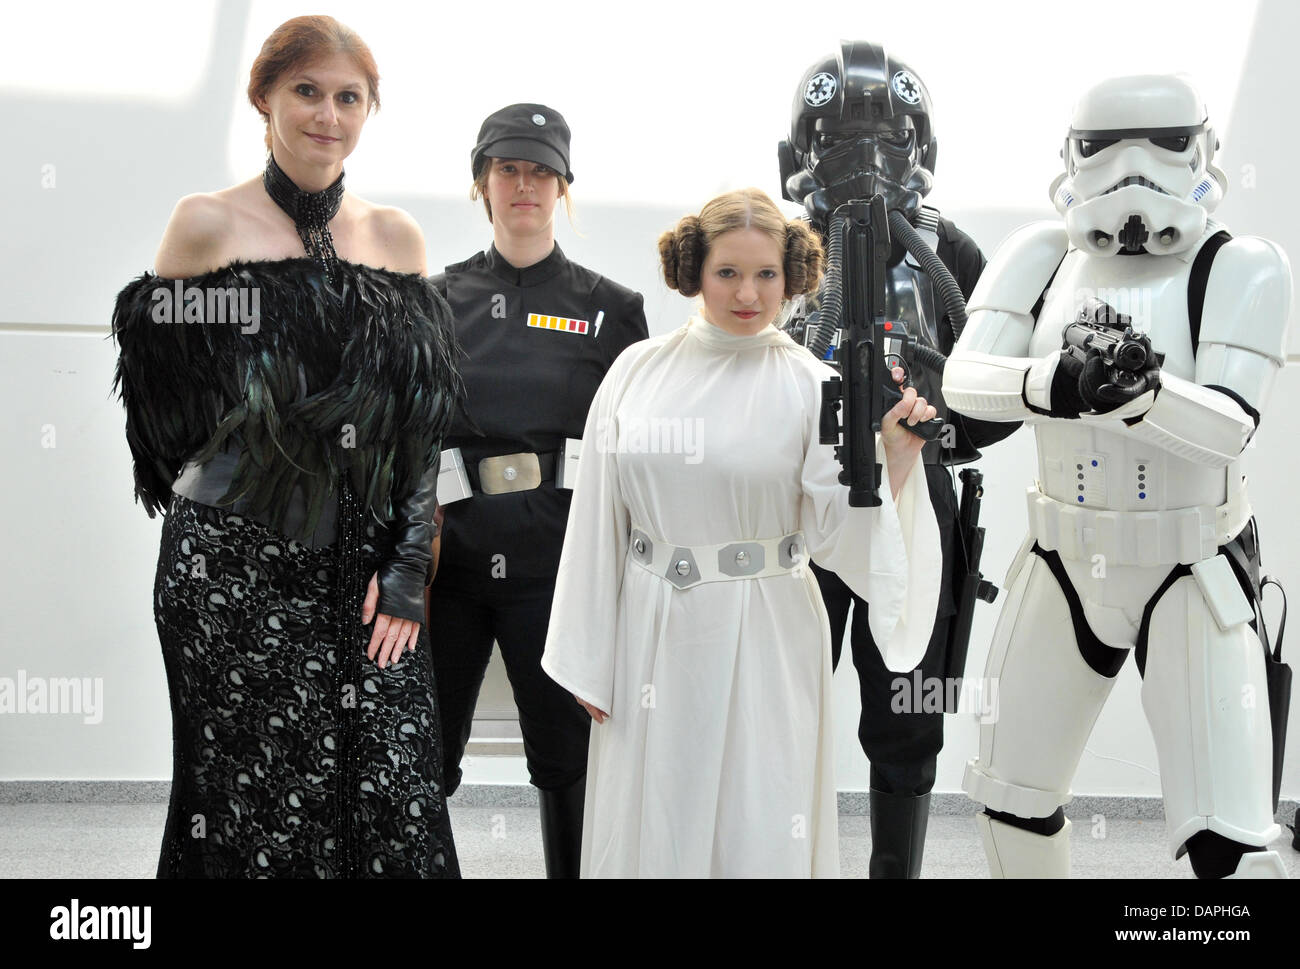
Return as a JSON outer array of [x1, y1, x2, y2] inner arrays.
[[540, 349, 635, 716], [798, 383, 942, 673]]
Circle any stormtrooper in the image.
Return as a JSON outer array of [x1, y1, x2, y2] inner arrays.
[[779, 41, 1018, 877], [942, 74, 1292, 878]]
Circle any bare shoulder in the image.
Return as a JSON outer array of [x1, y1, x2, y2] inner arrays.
[[357, 200, 428, 275], [153, 192, 237, 278]]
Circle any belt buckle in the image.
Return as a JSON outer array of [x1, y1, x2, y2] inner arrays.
[[478, 453, 542, 495]]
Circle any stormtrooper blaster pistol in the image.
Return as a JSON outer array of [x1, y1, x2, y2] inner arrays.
[[1063, 297, 1164, 400], [820, 197, 946, 507]]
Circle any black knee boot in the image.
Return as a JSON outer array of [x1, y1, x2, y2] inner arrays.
[[868, 789, 931, 878], [538, 775, 586, 878]]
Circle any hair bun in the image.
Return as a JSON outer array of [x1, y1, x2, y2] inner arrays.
[[658, 215, 704, 297], [783, 219, 825, 298]]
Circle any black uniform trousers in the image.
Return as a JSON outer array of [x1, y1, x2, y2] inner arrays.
[[813, 462, 960, 797], [427, 566, 590, 796]]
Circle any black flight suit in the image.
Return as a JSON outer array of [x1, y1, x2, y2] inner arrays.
[[809, 215, 1018, 874]]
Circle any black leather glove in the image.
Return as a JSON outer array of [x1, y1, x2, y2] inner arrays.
[[1047, 349, 1089, 419], [1078, 341, 1161, 413], [376, 452, 440, 625]]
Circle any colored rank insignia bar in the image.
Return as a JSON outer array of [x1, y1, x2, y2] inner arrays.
[[527, 312, 589, 335]]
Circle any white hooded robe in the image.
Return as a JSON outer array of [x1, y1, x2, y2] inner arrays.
[[541, 316, 941, 877]]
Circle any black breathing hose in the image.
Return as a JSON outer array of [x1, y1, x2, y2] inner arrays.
[[805, 213, 845, 360], [803, 207, 970, 375], [887, 208, 967, 374]]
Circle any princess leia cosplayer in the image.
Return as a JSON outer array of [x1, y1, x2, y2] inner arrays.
[[541, 188, 942, 877]]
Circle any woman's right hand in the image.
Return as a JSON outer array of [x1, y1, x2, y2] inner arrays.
[[575, 695, 608, 724]]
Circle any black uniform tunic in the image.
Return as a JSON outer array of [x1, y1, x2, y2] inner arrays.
[[812, 215, 1018, 796], [428, 243, 648, 792]]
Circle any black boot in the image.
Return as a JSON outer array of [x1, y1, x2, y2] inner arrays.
[[868, 788, 931, 878], [538, 775, 586, 878]]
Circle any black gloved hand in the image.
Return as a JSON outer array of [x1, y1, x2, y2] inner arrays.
[[1047, 349, 1089, 419], [376, 453, 440, 625], [1078, 339, 1161, 414]]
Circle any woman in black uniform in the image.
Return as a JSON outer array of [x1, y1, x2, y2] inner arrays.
[[427, 103, 648, 877]]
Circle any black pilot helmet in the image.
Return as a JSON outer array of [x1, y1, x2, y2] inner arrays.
[[779, 41, 938, 225]]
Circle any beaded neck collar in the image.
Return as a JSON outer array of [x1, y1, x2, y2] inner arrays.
[[263, 153, 345, 283]]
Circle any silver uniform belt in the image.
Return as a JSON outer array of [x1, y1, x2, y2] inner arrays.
[[628, 525, 808, 590], [437, 442, 581, 503]]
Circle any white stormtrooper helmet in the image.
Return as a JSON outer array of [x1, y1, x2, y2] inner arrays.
[[1049, 75, 1227, 256]]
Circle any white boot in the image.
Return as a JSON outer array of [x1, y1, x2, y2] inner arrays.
[[1224, 850, 1288, 878], [977, 813, 1071, 878]]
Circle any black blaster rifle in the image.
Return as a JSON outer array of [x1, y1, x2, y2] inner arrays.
[[940, 467, 1000, 710], [1063, 297, 1164, 400], [819, 197, 946, 507]]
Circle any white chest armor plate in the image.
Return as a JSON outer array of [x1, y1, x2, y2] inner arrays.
[[1028, 236, 1235, 515]]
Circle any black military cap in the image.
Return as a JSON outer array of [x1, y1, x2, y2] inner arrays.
[[471, 103, 574, 184]]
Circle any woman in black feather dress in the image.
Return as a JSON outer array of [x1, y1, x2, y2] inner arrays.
[[110, 15, 462, 878]]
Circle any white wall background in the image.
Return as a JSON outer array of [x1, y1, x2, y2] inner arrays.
[[2, 0, 1296, 810]]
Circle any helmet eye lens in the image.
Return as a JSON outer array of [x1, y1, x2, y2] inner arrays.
[[1149, 135, 1190, 152], [1078, 138, 1118, 158], [816, 128, 911, 151]]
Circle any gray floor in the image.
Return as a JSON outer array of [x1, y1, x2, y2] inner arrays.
[[1, 798, 1295, 878]]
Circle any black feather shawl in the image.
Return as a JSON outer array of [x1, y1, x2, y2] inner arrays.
[[110, 258, 466, 540]]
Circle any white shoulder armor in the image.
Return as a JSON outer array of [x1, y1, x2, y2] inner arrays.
[[966, 221, 1070, 317], [1199, 236, 1290, 364], [1195, 236, 1292, 414], [1124, 234, 1294, 466], [943, 222, 1069, 421]]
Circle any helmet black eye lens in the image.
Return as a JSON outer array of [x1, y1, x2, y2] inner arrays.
[[1078, 138, 1119, 158], [816, 129, 910, 151], [1150, 135, 1190, 152]]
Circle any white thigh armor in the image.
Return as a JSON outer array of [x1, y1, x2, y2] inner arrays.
[[962, 541, 1120, 819], [1142, 559, 1280, 855]]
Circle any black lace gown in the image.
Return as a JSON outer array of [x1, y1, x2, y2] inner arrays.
[[112, 259, 462, 878]]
